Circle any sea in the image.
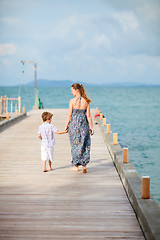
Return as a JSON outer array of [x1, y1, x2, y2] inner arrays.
[[0, 85, 160, 205]]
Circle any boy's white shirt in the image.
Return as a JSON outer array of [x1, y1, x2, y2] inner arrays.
[[38, 122, 58, 147]]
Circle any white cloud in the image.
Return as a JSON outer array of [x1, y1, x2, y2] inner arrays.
[[0, 0, 160, 85], [113, 11, 139, 32], [0, 17, 21, 26], [64, 55, 72, 62], [76, 30, 85, 40], [156, 60, 160, 69], [94, 34, 111, 50], [1, 58, 12, 67], [51, 15, 78, 39], [0, 43, 18, 56]]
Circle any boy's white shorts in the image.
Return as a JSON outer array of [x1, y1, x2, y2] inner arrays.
[[41, 146, 54, 162]]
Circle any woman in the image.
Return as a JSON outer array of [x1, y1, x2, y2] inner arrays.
[[65, 83, 94, 173]]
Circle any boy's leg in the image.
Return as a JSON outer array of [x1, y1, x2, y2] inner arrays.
[[49, 160, 52, 171], [48, 147, 54, 170], [41, 146, 48, 172]]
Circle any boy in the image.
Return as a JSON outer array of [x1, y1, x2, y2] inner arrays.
[[38, 111, 67, 172]]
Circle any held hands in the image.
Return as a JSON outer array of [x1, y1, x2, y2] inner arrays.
[[64, 126, 69, 133], [90, 129, 94, 135], [64, 129, 68, 133]]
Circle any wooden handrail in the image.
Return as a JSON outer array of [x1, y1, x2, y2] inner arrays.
[[0, 96, 22, 114]]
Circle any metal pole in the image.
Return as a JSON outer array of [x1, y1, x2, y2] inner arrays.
[[21, 60, 39, 109], [34, 63, 37, 108]]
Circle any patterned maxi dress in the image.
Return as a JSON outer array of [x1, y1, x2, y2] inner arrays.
[[68, 108, 91, 166]]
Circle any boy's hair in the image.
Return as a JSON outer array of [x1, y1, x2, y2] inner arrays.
[[42, 112, 53, 122]]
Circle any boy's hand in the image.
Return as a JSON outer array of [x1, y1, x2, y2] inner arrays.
[[38, 134, 42, 140]]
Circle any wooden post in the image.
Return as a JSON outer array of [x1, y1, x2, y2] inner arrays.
[[113, 133, 118, 145], [23, 107, 25, 113], [142, 176, 150, 199], [6, 113, 9, 120], [0, 96, 3, 114], [107, 124, 110, 134], [18, 96, 21, 113], [4, 95, 7, 114], [123, 148, 128, 163], [103, 118, 106, 126], [16, 109, 18, 116], [96, 107, 99, 113], [100, 113, 103, 120]]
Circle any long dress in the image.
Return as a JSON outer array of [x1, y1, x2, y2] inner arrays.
[[68, 108, 91, 166]]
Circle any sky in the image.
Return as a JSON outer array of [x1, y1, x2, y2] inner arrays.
[[0, 0, 160, 86]]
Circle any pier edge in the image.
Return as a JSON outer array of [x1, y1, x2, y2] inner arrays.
[[96, 114, 160, 240]]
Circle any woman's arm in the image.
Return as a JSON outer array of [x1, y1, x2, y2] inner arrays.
[[86, 103, 94, 135], [65, 99, 73, 131]]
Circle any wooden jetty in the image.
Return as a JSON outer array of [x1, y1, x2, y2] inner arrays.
[[0, 109, 145, 239]]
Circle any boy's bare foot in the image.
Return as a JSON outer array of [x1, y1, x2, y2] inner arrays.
[[48, 167, 52, 171], [43, 169, 48, 172], [72, 166, 79, 172]]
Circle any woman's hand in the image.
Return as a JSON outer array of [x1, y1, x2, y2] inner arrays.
[[64, 126, 69, 132], [64, 128, 68, 133], [90, 129, 94, 135]]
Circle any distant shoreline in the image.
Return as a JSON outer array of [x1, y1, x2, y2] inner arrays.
[[1, 79, 160, 88]]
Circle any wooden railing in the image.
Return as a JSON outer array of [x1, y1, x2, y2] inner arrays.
[[0, 96, 22, 115], [96, 106, 150, 199]]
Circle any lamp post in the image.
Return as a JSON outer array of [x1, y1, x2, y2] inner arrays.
[[21, 60, 39, 109]]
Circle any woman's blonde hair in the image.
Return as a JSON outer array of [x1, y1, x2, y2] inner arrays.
[[71, 83, 91, 103]]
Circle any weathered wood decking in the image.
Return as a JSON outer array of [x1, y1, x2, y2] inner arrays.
[[0, 109, 145, 239]]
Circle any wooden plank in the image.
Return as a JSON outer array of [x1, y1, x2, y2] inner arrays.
[[0, 109, 145, 239]]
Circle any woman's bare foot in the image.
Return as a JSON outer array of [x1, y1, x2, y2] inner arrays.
[[82, 166, 87, 173], [48, 167, 52, 171], [72, 166, 79, 172], [43, 169, 48, 172]]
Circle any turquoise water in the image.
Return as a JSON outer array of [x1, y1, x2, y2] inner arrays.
[[0, 86, 160, 205]]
